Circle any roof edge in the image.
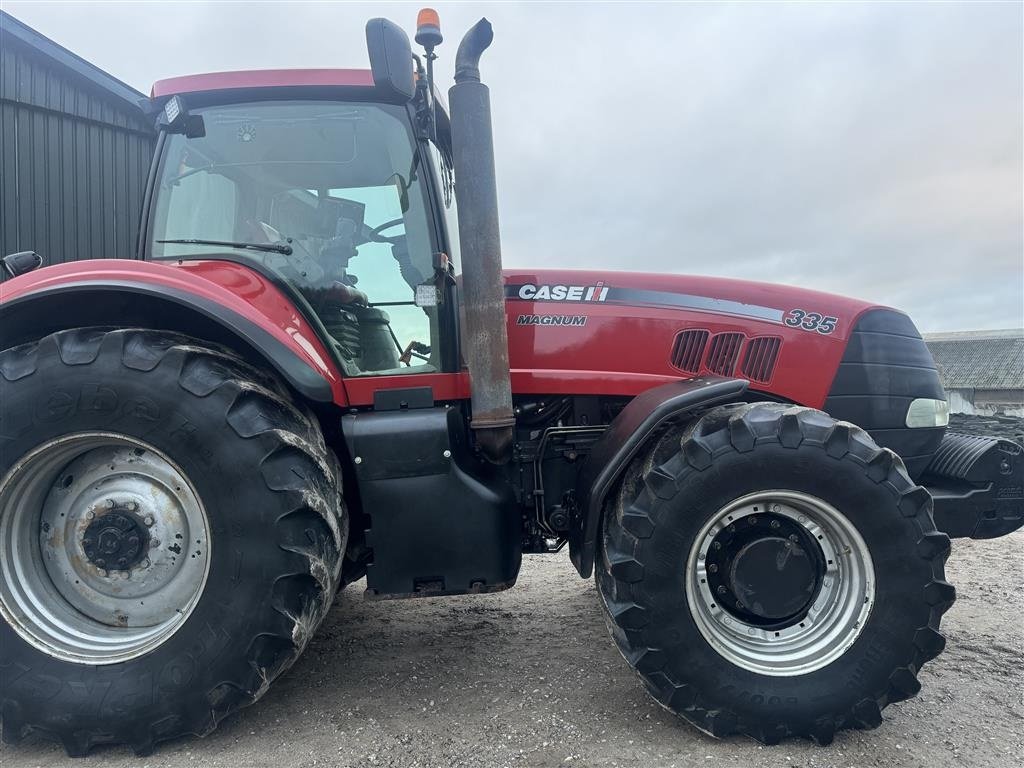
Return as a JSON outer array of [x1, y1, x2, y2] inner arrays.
[[924, 329, 1024, 342], [151, 68, 375, 99], [0, 9, 146, 108]]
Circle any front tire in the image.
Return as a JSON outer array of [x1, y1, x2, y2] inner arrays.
[[597, 402, 954, 744], [0, 328, 345, 755]]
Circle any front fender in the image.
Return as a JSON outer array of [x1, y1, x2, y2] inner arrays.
[[571, 376, 749, 577], [0, 259, 345, 404]]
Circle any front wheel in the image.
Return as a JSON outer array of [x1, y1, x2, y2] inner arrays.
[[597, 403, 954, 744], [0, 328, 345, 755]]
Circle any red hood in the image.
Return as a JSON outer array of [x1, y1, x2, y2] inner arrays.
[[502, 269, 889, 407]]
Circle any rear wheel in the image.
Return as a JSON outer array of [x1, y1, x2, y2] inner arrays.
[[0, 328, 345, 755], [597, 402, 954, 744]]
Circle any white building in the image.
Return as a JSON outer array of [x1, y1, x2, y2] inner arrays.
[[924, 329, 1024, 418]]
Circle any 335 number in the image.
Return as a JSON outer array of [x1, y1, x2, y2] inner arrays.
[[785, 309, 838, 335]]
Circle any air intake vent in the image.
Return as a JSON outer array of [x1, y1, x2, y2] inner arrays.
[[670, 329, 710, 373], [741, 335, 782, 383], [705, 332, 745, 376]]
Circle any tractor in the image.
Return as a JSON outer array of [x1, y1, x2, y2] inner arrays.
[[0, 10, 1021, 756]]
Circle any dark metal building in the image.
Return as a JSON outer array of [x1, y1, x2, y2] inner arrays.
[[1, 11, 155, 264]]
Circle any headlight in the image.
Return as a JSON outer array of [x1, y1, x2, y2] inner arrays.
[[906, 398, 950, 428]]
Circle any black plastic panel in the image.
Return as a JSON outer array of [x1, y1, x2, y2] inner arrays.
[[840, 331, 937, 368], [342, 406, 521, 597], [824, 309, 946, 479], [829, 362, 944, 399], [847, 308, 920, 336], [373, 386, 434, 411], [924, 431, 1024, 539]]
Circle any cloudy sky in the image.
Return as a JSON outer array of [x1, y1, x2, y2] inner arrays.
[[5, 0, 1022, 332]]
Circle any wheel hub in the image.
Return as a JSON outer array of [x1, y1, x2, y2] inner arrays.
[[704, 513, 825, 627], [82, 508, 150, 571], [0, 433, 210, 664]]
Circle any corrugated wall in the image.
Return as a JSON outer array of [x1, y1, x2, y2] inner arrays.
[[0, 30, 155, 263]]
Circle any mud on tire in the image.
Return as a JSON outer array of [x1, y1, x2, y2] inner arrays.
[[0, 328, 345, 755], [597, 402, 954, 744]]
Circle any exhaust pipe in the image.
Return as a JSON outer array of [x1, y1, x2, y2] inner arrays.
[[448, 19, 514, 464]]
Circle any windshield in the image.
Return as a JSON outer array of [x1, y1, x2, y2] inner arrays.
[[150, 100, 438, 376]]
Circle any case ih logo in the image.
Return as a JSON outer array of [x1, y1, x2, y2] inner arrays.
[[516, 283, 609, 302], [516, 314, 588, 327]]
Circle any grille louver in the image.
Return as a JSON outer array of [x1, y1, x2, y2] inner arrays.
[[670, 329, 710, 374], [741, 336, 782, 383], [705, 332, 745, 376]]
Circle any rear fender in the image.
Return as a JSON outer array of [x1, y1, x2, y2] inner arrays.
[[571, 376, 749, 577], [0, 259, 345, 404]]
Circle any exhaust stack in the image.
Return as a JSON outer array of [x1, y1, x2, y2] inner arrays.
[[448, 19, 514, 464]]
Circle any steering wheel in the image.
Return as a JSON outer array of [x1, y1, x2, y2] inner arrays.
[[364, 218, 405, 244]]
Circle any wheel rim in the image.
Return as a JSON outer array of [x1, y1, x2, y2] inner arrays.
[[0, 433, 211, 664], [685, 490, 874, 677]]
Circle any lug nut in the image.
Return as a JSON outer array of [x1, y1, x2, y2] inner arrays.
[[712, 541, 722, 551], [126, 500, 138, 511], [708, 564, 719, 574], [770, 520, 780, 529], [144, 515, 155, 527], [105, 499, 115, 509], [95, 558, 106, 568], [86, 510, 96, 520], [716, 585, 727, 595], [789, 534, 799, 543], [748, 516, 758, 525], [771, 504, 782, 513]]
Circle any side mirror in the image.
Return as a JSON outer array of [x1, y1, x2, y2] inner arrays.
[[366, 18, 415, 102]]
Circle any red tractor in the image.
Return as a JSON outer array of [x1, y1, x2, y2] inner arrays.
[[0, 11, 1021, 756]]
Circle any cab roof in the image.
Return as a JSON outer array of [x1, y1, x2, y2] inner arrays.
[[150, 68, 375, 99]]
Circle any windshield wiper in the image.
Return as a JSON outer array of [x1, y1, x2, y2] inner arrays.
[[157, 238, 293, 255]]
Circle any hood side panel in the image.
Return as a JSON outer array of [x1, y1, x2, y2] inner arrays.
[[504, 269, 883, 408]]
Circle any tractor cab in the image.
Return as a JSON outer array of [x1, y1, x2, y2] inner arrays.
[[144, 69, 460, 377]]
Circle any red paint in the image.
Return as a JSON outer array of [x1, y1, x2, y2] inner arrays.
[[0, 260, 347, 404], [502, 269, 884, 409], [344, 371, 471, 405], [343, 269, 881, 408], [1, 260, 886, 413], [151, 69, 375, 98]]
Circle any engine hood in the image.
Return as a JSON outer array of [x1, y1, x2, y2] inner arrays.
[[503, 268, 891, 408]]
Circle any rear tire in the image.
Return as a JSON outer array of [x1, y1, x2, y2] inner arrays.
[[0, 328, 345, 755], [597, 402, 954, 744]]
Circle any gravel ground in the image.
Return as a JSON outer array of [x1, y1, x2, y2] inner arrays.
[[3, 536, 1022, 768], [3, 417, 1022, 768]]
